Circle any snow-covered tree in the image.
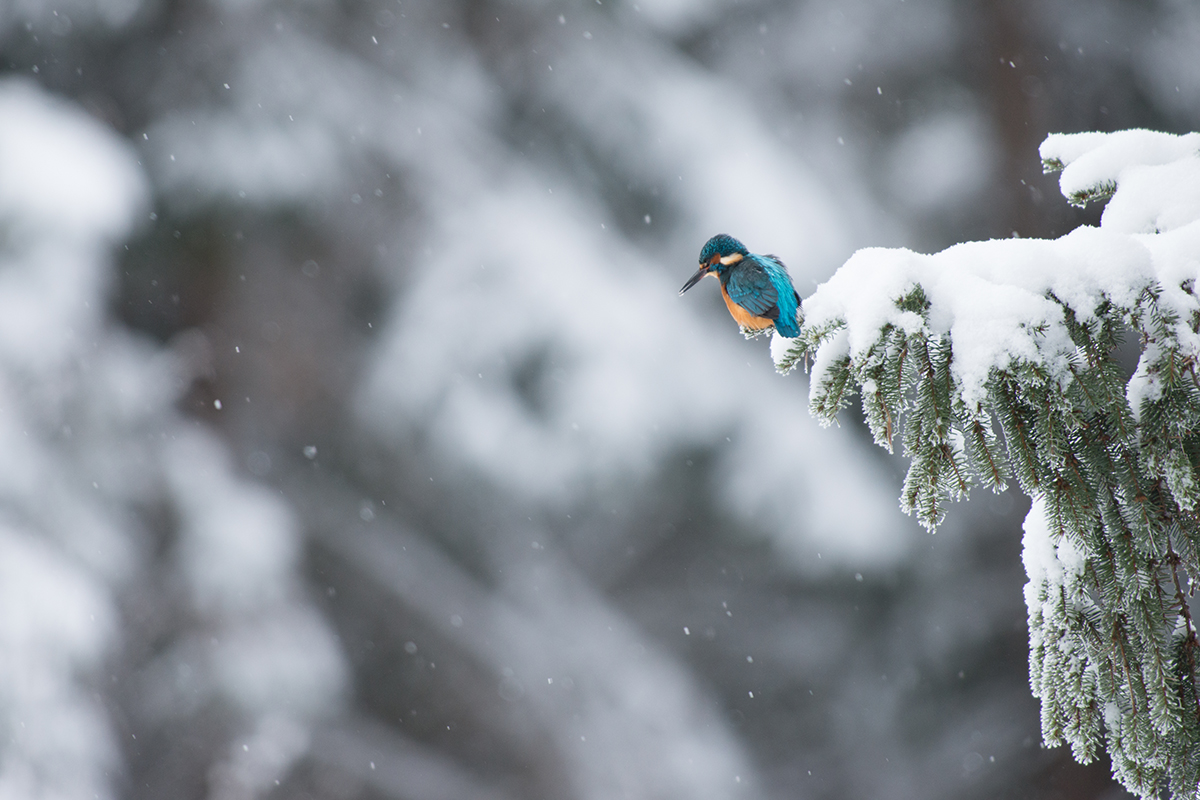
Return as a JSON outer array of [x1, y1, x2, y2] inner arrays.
[[0, 78, 345, 800], [777, 129, 1200, 798]]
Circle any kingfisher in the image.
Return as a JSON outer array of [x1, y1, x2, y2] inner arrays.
[[679, 234, 801, 338]]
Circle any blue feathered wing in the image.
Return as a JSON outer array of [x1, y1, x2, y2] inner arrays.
[[725, 255, 801, 338]]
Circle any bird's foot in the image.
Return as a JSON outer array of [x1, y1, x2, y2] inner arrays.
[[740, 326, 774, 340]]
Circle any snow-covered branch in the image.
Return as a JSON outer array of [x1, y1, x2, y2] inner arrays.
[[777, 130, 1200, 799]]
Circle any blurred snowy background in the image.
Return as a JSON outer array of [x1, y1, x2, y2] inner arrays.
[[1, 1, 1197, 798]]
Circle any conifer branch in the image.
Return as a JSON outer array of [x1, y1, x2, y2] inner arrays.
[[1165, 533, 1200, 722], [782, 130, 1200, 798]]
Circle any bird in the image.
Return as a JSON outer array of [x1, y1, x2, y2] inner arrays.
[[679, 234, 801, 338]]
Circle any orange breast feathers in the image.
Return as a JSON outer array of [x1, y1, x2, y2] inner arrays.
[[719, 283, 775, 330]]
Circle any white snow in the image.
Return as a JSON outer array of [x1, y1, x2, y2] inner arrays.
[[1021, 497, 1085, 596], [0, 526, 118, 800], [799, 228, 1153, 410], [0, 81, 146, 241], [1041, 130, 1200, 218], [166, 430, 300, 614], [0, 80, 147, 374], [792, 130, 1200, 418]]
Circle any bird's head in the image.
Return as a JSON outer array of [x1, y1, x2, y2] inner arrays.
[[679, 234, 748, 294]]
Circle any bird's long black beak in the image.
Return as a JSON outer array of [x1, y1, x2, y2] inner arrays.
[[679, 265, 709, 295]]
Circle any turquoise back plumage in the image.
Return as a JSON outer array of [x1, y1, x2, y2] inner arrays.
[[744, 254, 801, 338]]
